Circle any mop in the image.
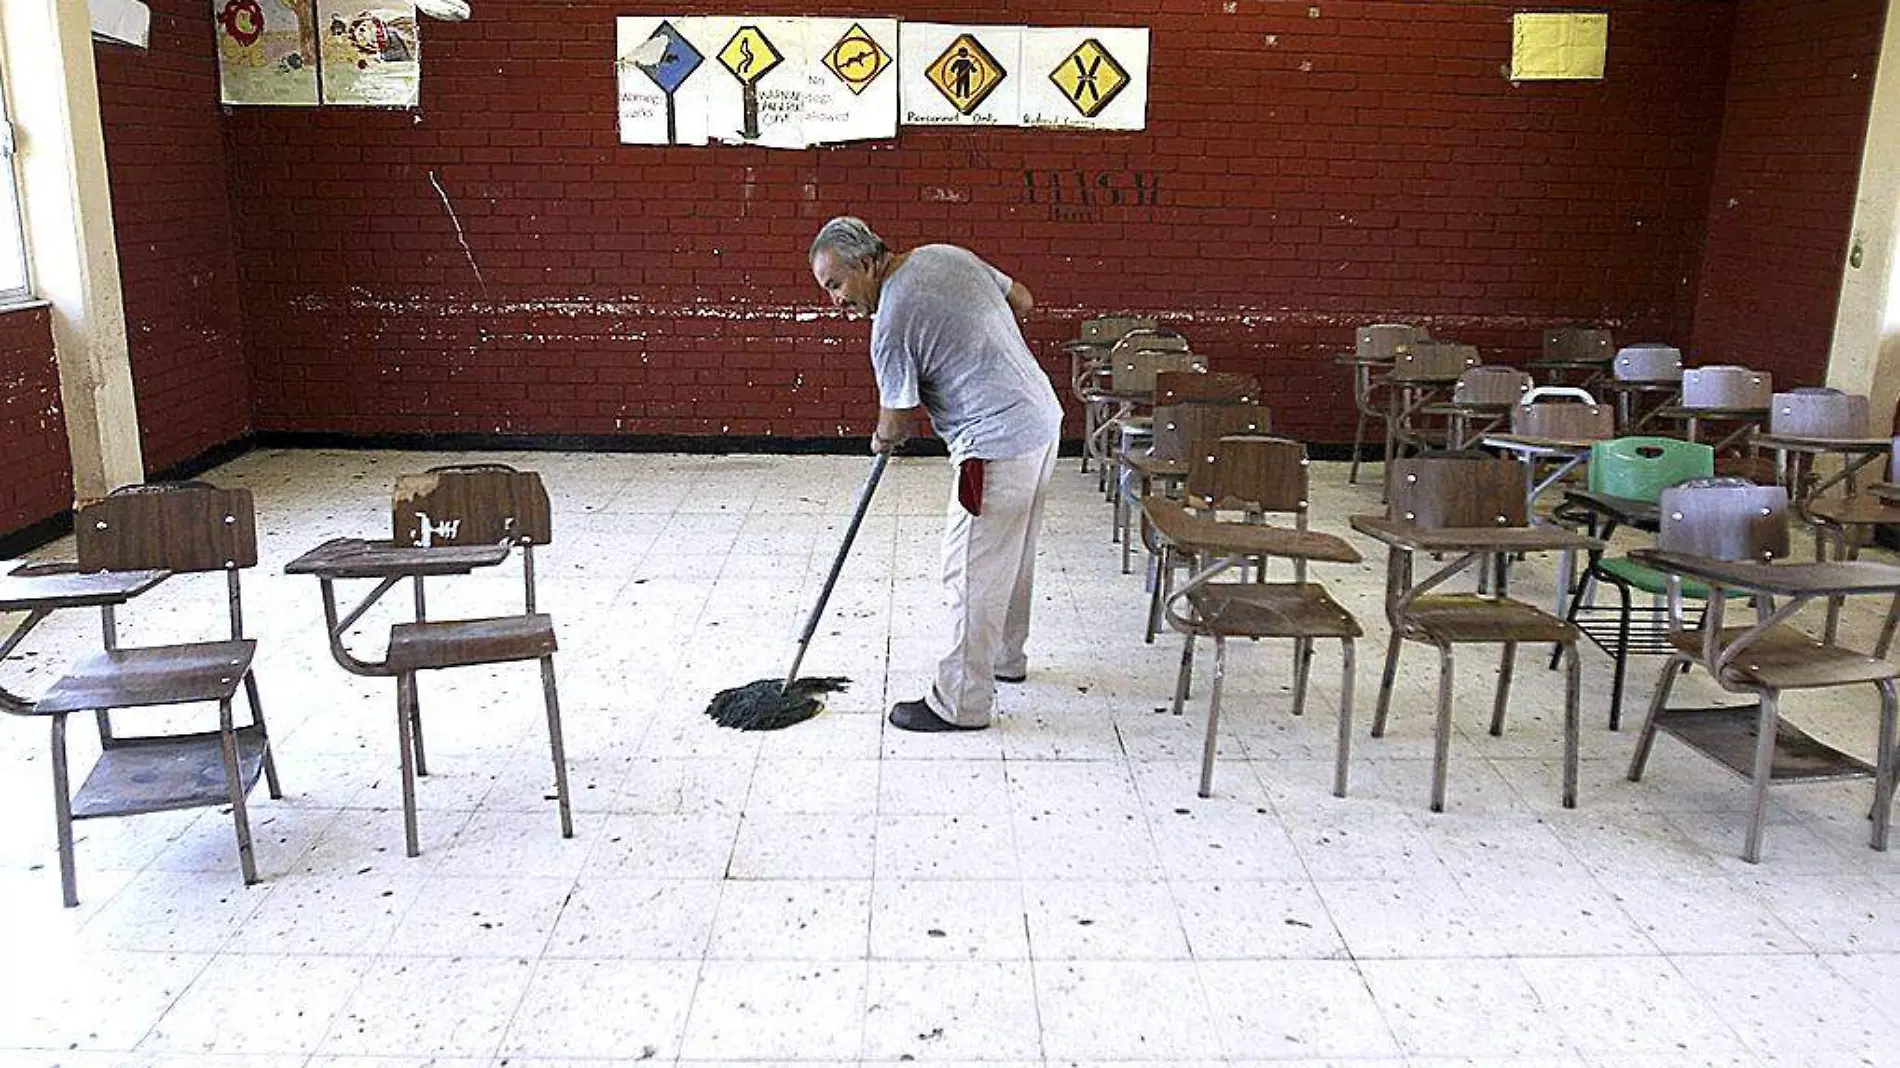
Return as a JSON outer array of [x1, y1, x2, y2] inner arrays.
[[705, 452, 890, 730]]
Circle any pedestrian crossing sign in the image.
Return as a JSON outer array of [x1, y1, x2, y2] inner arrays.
[[925, 33, 1007, 115], [1049, 38, 1129, 118]]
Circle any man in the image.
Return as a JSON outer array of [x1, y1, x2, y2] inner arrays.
[[809, 217, 1063, 732]]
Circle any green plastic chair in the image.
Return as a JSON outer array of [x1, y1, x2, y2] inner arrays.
[[1561, 436, 1725, 728]]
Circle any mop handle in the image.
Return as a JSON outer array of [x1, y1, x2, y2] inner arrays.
[[784, 450, 890, 688]]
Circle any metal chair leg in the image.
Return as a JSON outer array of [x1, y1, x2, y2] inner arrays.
[[1628, 653, 1688, 782], [1742, 690, 1780, 863], [1334, 638, 1355, 798], [1291, 637, 1313, 717], [219, 696, 259, 885], [1348, 408, 1368, 484], [395, 673, 421, 857], [1197, 636, 1228, 798], [409, 677, 429, 778], [51, 713, 78, 908], [1430, 644, 1456, 813], [1562, 642, 1581, 809], [1171, 633, 1196, 715], [244, 673, 283, 799], [541, 656, 574, 839], [1371, 627, 1404, 737], [1488, 641, 1516, 737], [1871, 679, 1896, 852]]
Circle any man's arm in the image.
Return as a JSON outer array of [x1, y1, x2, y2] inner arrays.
[[872, 405, 923, 454], [1005, 281, 1034, 319]]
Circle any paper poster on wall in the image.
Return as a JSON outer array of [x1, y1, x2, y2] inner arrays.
[[1019, 27, 1147, 130], [214, 0, 320, 105], [617, 16, 897, 148], [318, 0, 421, 105], [899, 23, 1022, 126]]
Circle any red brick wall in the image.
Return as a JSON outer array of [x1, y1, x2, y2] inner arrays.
[[95, 0, 252, 472], [0, 307, 71, 533], [1690, 0, 1885, 389], [229, 0, 1744, 444]]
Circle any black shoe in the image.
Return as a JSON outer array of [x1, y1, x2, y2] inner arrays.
[[994, 672, 1027, 684], [889, 699, 987, 732]]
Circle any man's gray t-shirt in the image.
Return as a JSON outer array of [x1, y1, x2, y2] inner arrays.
[[870, 245, 1063, 463]]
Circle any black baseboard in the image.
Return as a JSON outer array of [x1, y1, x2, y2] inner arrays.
[[0, 511, 75, 561]]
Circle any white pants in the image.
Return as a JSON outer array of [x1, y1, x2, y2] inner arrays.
[[926, 439, 1059, 727]]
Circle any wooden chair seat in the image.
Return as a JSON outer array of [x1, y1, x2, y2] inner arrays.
[[1807, 497, 1900, 527], [1187, 584, 1361, 641], [1406, 594, 1578, 645], [386, 614, 556, 673], [1666, 625, 1898, 689], [1124, 454, 1189, 480], [36, 640, 257, 714]]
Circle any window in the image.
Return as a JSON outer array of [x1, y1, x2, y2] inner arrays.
[[0, 67, 29, 304]]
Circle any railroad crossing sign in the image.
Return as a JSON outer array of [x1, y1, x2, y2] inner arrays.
[[635, 20, 703, 144], [823, 23, 891, 96], [1049, 37, 1129, 118], [924, 33, 1006, 116], [718, 24, 783, 139]]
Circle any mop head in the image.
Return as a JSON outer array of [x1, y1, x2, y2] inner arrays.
[[705, 676, 850, 731]]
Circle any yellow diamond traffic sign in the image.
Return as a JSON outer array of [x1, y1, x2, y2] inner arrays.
[[925, 33, 1006, 116], [718, 25, 783, 85], [1050, 38, 1129, 118], [823, 23, 890, 95]]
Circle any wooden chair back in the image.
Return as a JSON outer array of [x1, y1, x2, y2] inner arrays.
[[1452, 366, 1533, 406], [1657, 479, 1790, 562], [1392, 341, 1479, 383], [1768, 389, 1870, 439], [1155, 370, 1258, 405], [76, 483, 258, 573], [1153, 402, 1271, 462], [393, 465, 552, 547], [1681, 365, 1773, 409], [1612, 344, 1684, 383], [1543, 325, 1614, 364], [1080, 316, 1156, 344], [1356, 323, 1423, 361], [1187, 435, 1308, 515], [1510, 388, 1615, 440], [1111, 348, 1205, 394], [1388, 454, 1526, 528]]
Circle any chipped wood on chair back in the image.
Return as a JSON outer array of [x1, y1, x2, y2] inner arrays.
[[76, 483, 258, 573], [1681, 366, 1773, 410], [1153, 403, 1271, 462], [393, 466, 552, 547], [1768, 390, 1870, 439], [1657, 480, 1790, 562], [1187, 435, 1308, 516], [1543, 326, 1614, 364], [1155, 370, 1258, 405], [1387, 455, 1526, 529]]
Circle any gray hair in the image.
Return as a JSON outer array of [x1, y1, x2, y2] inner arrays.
[[809, 216, 887, 266]]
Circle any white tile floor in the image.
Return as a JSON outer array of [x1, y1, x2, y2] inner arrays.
[[2, 448, 1899, 1067]]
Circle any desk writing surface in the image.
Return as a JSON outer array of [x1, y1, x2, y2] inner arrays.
[[0, 569, 169, 612], [1753, 434, 1894, 454], [1630, 550, 1900, 597], [1143, 499, 1360, 563], [1350, 515, 1602, 554], [285, 538, 511, 579]]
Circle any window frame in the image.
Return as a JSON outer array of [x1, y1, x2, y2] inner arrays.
[[0, 61, 32, 307]]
